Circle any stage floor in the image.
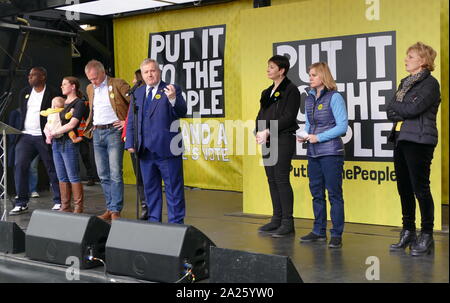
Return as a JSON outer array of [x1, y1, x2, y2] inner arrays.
[[2, 183, 449, 283]]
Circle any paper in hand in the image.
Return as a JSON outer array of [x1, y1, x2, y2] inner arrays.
[[297, 130, 309, 139]]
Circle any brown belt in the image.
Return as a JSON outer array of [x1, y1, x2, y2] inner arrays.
[[94, 123, 115, 129]]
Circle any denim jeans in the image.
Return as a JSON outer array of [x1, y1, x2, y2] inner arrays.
[[308, 155, 345, 237], [52, 139, 81, 183], [93, 127, 124, 212]]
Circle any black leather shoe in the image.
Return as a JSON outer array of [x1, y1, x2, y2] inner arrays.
[[300, 232, 327, 242], [271, 225, 295, 238], [410, 232, 434, 256], [390, 229, 417, 251], [258, 220, 281, 233], [271, 219, 295, 238], [139, 205, 149, 221]]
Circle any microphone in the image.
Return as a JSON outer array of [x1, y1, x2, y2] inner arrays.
[[126, 80, 143, 97]]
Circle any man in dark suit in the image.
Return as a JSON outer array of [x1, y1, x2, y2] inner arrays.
[[125, 58, 187, 224], [9, 67, 61, 215]]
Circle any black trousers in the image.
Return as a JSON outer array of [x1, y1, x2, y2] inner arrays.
[[263, 134, 296, 221], [394, 140, 435, 233], [79, 138, 97, 180], [130, 152, 146, 203], [14, 135, 60, 206]]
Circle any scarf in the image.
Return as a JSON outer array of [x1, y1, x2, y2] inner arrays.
[[395, 69, 430, 102]]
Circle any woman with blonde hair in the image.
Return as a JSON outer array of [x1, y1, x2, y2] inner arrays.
[[298, 62, 348, 248], [386, 42, 440, 256]]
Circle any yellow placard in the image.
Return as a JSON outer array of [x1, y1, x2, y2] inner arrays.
[[114, 0, 252, 191], [240, 0, 444, 228], [113, 0, 448, 226]]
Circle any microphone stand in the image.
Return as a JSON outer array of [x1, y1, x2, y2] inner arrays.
[[131, 89, 142, 220]]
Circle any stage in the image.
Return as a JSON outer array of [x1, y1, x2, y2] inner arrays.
[[1, 184, 448, 283]]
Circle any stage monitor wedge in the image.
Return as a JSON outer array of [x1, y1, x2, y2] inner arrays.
[[0, 221, 25, 253], [25, 210, 111, 269], [105, 219, 216, 282], [209, 246, 303, 283]]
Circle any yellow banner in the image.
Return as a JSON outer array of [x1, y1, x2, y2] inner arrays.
[[113, 1, 252, 191], [113, 0, 448, 226], [241, 0, 444, 228]]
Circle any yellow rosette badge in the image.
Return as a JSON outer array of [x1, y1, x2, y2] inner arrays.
[[110, 93, 115, 99], [155, 94, 161, 100], [274, 92, 280, 97], [318, 104, 323, 110]]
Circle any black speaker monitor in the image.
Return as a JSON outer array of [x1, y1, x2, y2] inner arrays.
[[105, 219, 216, 282], [209, 246, 303, 283], [0, 221, 25, 253], [25, 210, 111, 269]]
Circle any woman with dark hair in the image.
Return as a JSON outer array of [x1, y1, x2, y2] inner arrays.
[[298, 62, 348, 249], [256, 55, 300, 238], [386, 42, 440, 256], [48, 76, 87, 213]]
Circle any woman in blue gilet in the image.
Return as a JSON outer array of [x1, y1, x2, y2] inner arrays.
[[297, 62, 348, 248]]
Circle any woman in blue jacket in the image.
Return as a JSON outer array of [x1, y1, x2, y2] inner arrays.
[[298, 62, 348, 248], [386, 42, 440, 256]]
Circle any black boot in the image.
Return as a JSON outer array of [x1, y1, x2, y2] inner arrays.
[[390, 229, 417, 251], [139, 203, 148, 220], [410, 232, 434, 256], [258, 216, 281, 233], [271, 219, 295, 238]]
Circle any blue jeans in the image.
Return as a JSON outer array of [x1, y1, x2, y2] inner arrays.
[[52, 139, 81, 183], [93, 127, 124, 212], [308, 155, 345, 238]]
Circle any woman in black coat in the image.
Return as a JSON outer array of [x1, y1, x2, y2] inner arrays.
[[386, 42, 441, 256], [255, 55, 300, 237]]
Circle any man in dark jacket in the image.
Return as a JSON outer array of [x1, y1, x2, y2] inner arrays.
[[9, 67, 61, 215]]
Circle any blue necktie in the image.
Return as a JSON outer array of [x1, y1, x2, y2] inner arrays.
[[144, 86, 153, 115], [144, 86, 153, 114], [146, 86, 153, 101]]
